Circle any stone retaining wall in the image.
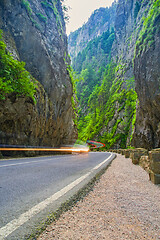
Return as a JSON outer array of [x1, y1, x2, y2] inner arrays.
[[110, 148, 160, 185]]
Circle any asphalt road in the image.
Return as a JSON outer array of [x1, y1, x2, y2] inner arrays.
[[0, 152, 115, 239]]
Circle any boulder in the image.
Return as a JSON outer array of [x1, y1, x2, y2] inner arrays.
[[139, 155, 150, 173], [149, 149, 160, 175], [130, 148, 148, 164], [149, 171, 160, 185]]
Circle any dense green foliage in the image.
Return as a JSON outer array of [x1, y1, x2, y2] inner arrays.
[[135, 0, 160, 55], [71, 9, 138, 149], [74, 28, 115, 120], [76, 65, 98, 116], [77, 62, 137, 149], [72, 29, 115, 73], [67, 65, 78, 126], [0, 31, 36, 101], [68, 3, 117, 58]]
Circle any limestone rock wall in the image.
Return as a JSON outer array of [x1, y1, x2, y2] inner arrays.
[[0, 0, 77, 147], [110, 0, 160, 149], [0, 82, 76, 147], [132, 3, 160, 149], [68, 1, 117, 59], [102, 0, 145, 148]]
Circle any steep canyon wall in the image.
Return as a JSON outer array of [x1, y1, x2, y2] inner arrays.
[[132, 0, 160, 149], [114, 0, 160, 149], [68, 0, 160, 149], [0, 0, 77, 148]]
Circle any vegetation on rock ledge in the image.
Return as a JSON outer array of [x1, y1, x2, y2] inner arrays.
[[135, 0, 160, 56], [69, 2, 139, 150], [0, 31, 36, 101], [77, 61, 137, 149]]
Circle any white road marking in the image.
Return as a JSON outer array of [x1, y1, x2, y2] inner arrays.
[[0, 153, 113, 239], [0, 156, 72, 168], [93, 154, 113, 170]]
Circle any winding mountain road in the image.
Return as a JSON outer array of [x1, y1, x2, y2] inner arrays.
[[0, 152, 115, 239]]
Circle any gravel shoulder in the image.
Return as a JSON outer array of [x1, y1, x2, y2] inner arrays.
[[38, 153, 160, 240]]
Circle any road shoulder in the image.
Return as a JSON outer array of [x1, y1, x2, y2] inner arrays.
[[38, 153, 160, 240]]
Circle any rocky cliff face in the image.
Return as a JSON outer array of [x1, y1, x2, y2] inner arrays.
[[0, 0, 77, 148], [132, 0, 160, 149], [68, 1, 117, 59], [107, 0, 145, 147], [114, 0, 160, 150], [68, 0, 160, 150], [104, 0, 160, 149]]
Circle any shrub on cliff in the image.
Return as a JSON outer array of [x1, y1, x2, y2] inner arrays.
[[0, 30, 36, 101]]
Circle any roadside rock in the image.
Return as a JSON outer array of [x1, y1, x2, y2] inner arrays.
[[149, 149, 160, 184], [130, 148, 148, 165], [139, 156, 150, 173], [114, 147, 160, 184]]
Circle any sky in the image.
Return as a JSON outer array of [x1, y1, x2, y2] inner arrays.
[[65, 0, 116, 35]]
